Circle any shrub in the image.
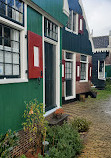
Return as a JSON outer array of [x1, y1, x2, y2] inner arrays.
[[20, 154, 27, 158], [105, 79, 111, 91], [44, 123, 83, 158], [0, 130, 19, 158], [22, 99, 48, 150], [71, 118, 90, 133]]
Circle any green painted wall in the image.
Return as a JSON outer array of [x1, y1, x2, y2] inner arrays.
[[0, 79, 43, 134], [31, 0, 68, 26], [106, 65, 111, 77], [27, 6, 42, 36], [0, 7, 43, 134]]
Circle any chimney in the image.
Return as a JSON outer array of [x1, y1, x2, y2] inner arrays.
[[109, 30, 111, 47]]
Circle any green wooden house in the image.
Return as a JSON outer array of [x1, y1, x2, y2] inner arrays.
[[0, 0, 69, 134]]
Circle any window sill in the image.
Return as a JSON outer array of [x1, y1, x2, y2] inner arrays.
[[79, 80, 88, 83], [65, 27, 78, 35], [0, 78, 28, 85], [65, 96, 75, 100], [98, 78, 106, 81], [44, 107, 60, 117]]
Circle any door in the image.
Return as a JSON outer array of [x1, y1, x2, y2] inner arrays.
[[45, 42, 56, 111], [65, 61, 73, 97]]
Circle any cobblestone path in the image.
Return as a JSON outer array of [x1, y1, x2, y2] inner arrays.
[[63, 96, 111, 158]]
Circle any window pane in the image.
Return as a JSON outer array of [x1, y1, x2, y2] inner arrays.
[[0, 0, 6, 15], [0, 63, 4, 75], [15, 0, 23, 12], [13, 64, 19, 75], [12, 41, 19, 52], [7, 0, 14, 7], [4, 27, 11, 47], [73, 13, 76, 32], [66, 53, 73, 59], [11, 29, 19, 41], [67, 10, 72, 29], [81, 55, 87, 62], [0, 50, 3, 62], [5, 64, 12, 75], [13, 53, 19, 64], [80, 63, 86, 80], [5, 52, 12, 63], [0, 25, 2, 45], [8, 6, 12, 18]]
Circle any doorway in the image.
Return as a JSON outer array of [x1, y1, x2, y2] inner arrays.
[[45, 42, 56, 111]]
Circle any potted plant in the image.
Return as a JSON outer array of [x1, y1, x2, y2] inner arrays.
[[53, 108, 64, 119], [22, 99, 48, 158]]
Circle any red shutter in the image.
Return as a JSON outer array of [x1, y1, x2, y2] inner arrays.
[[76, 61, 80, 81], [88, 63, 92, 80], [28, 31, 43, 79], [62, 60, 65, 82], [78, 15, 84, 34]]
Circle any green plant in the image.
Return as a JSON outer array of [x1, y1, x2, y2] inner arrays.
[[0, 130, 19, 158], [20, 154, 27, 158], [22, 99, 48, 151], [44, 123, 83, 158], [71, 118, 90, 133]]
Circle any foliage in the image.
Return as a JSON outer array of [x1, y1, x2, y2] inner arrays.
[[20, 154, 27, 158], [105, 78, 111, 91], [0, 130, 19, 158], [71, 118, 90, 133], [22, 99, 48, 148], [90, 87, 98, 93], [44, 123, 83, 158]]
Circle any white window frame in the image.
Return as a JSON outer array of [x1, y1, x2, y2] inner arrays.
[[0, 3, 28, 84], [80, 55, 88, 82], [64, 51, 76, 100], [98, 60, 105, 80], [65, 10, 78, 35]]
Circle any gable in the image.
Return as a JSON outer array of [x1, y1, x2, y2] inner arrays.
[[31, 0, 68, 26], [62, 0, 93, 56], [68, 0, 82, 15]]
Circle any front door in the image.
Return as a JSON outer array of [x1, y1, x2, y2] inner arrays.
[[45, 42, 56, 111]]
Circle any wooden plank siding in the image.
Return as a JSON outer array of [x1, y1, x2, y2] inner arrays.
[[92, 52, 108, 89], [31, 0, 68, 26]]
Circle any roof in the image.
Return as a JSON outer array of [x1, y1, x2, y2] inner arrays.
[[68, 0, 82, 15], [92, 36, 109, 49]]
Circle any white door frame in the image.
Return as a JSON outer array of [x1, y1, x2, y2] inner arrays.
[[42, 16, 60, 116], [64, 51, 76, 100]]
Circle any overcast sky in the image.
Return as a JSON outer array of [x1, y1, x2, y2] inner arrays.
[[82, 0, 111, 37]]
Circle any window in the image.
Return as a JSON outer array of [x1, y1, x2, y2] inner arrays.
[[0, 0, 24, 25], [0, 23, 20, 78], [44, 18, 58, 41], [80, 55, 88, 81], [66, 10, 77, 33], [98, 60, 105, 79]]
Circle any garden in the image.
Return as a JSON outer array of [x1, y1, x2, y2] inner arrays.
[[0, 99, 91, 158]]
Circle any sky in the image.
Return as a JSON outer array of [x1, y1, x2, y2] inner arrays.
[[82, 0, 111, 37]]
